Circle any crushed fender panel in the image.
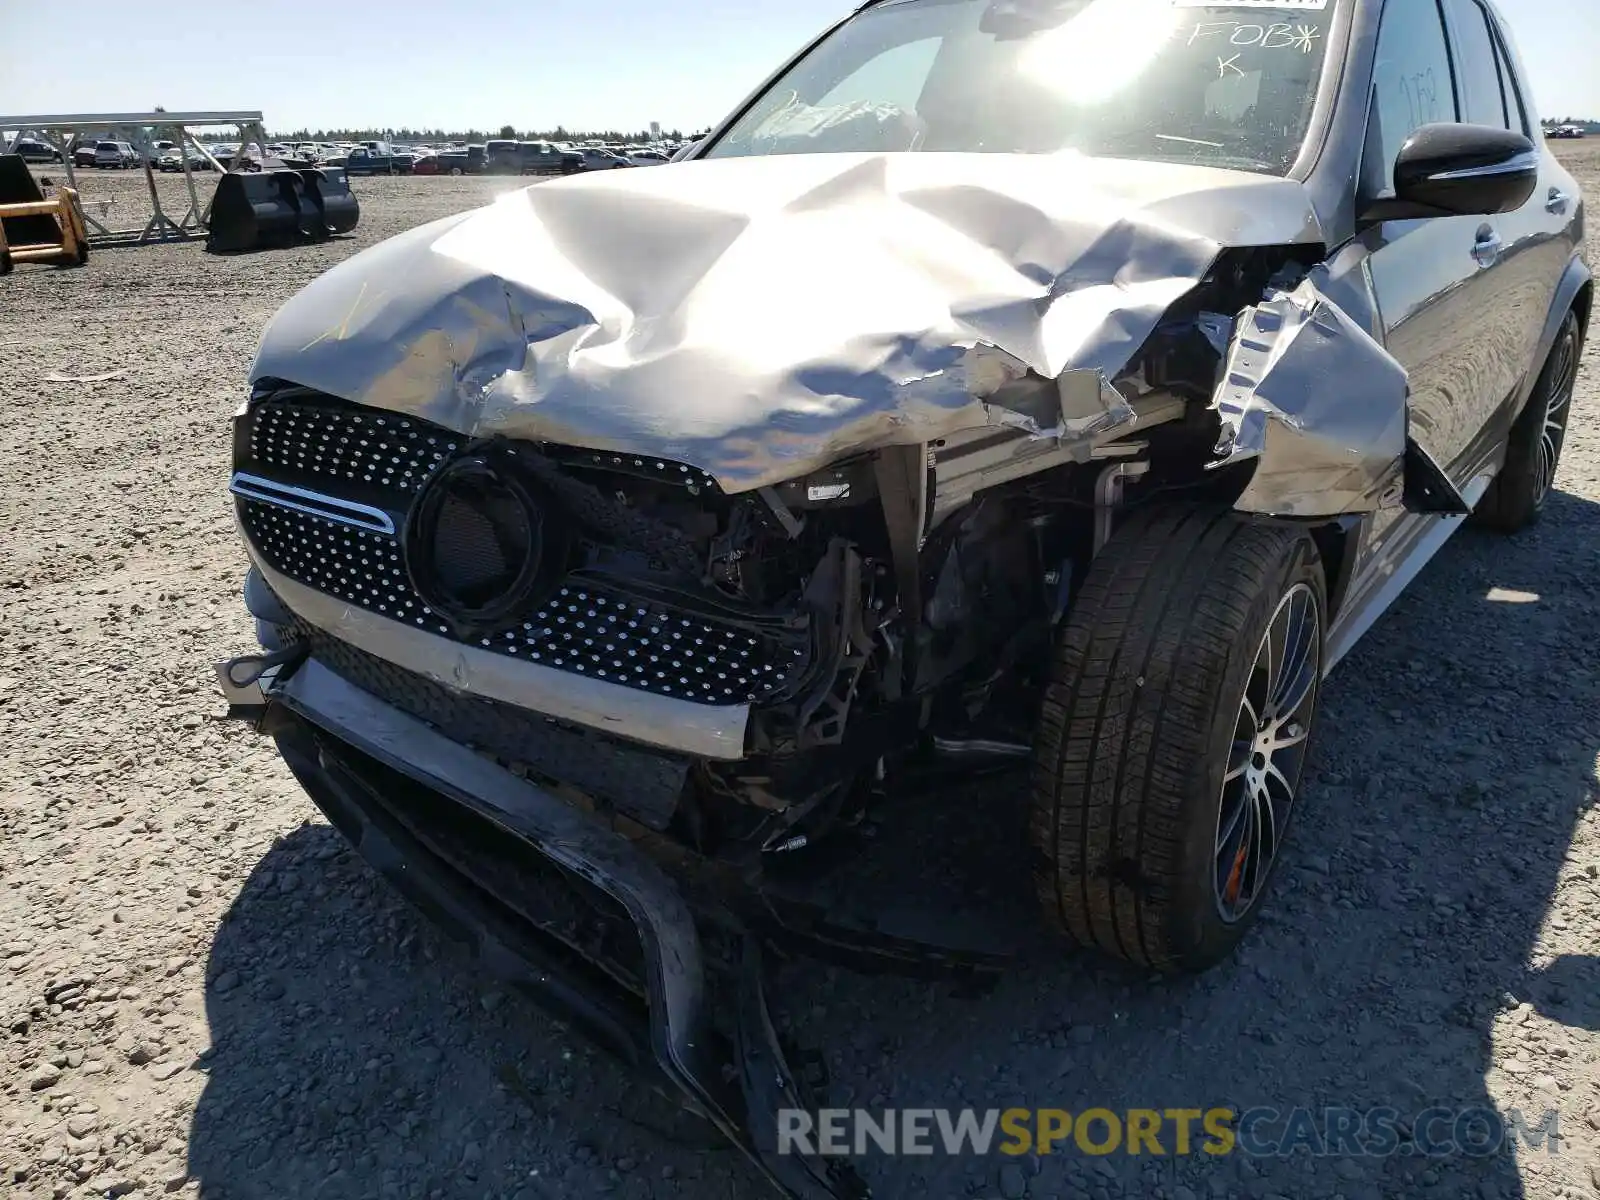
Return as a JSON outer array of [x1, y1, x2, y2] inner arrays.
[[1212, 276, 1464, 517]]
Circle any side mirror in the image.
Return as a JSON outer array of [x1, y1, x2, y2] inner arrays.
[[1368, 123, 1538, 222]]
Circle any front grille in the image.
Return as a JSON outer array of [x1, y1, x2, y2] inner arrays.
[[244, 495, 798, 701], [241, 500, 426, 624], [285, 619, 689, 830], [247, 393, 457, 494], [237, 390, 810, 706]]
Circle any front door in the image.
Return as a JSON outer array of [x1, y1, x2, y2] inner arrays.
[[1359, 0, 1507, 488], [1439, 0, 1575, 448]]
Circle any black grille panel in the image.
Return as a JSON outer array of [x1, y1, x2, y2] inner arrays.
[[239, 391, 811, 707], [248, 399, 458, 494], [240, 498, 802, 703], [240, 500, 434, 627]]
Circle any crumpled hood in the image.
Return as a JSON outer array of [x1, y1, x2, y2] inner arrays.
[[250, 151, 1324, 491]]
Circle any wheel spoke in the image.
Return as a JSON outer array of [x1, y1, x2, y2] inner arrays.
[[1273, 661, 1316, 725], [1219, 789, 1254, 904], [1256, 780, 1279, 864], [1263, 604, 1287, 697], [1216, 783, 1248, 852], [1269, 600, 1316, 718], [1242, 784, 1270, 901], [1225, 736, 1252, 783], [1263, 758, 1295, 802], [1238, 695, 1259, 737]]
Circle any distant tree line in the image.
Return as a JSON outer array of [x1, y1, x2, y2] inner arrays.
[[1544, 116, 1598, 129], [271, 125, 711, 143]]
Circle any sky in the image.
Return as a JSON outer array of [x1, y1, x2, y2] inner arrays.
[[2, 0, 1595, 134]]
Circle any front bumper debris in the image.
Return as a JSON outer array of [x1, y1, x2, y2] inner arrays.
[[216, 652, 867, 1200]]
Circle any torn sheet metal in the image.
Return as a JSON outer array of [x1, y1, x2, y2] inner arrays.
[[1212, 277, 1408, 517], [250, 151, 1323, 494]]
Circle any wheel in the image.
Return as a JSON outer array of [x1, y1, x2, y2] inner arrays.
[[1473, 309, 1582, 532], [449, 166, 463, 176], [1028, 507, 1326, 973]]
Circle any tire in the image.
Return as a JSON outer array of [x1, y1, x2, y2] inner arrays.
[[1472, 309, 1582, 533], [1029, 507, 1326, 973], [449, 167, 463, 176]]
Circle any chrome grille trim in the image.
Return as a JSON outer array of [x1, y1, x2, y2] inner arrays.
[[229, 472, 396, 535]]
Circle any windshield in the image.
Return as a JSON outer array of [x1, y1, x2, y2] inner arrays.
[[705, 0, 1337, 174]]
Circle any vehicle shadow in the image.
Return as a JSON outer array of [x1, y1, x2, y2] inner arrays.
[[185, 820, 756, 1199], [187, 493, 1599, 1200]]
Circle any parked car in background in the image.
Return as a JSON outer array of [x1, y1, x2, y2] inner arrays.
[[485, 139, 522, 173], [71, 142, 99, 168], [434, 144, 486, 175], [627, 149, 671, 165], [212, 143, 263, 171], [411, 154, 443, 175], [157, 147, 211, 172], [576, 147, 631, 171], [13, 137, 62, 163], [93, 141, 138, 168], [517, 141, 577, 175], [345, 143, 414, 175]]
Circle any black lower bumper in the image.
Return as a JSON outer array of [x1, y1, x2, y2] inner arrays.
[[225, 655, 864, 1200]]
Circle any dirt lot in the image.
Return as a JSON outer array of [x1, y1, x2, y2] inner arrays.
[[2, 150, 1598, 1200]]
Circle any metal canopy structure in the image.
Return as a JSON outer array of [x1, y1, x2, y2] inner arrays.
[[0, 110, 268, 243]]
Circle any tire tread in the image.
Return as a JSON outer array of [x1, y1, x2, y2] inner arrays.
[[1029, 506, 1312, 972]]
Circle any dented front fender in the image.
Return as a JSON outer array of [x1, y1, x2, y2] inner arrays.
[[1211, 277, 1468, 518]]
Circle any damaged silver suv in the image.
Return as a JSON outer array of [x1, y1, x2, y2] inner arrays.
[[218, 0, 1586, 1194]]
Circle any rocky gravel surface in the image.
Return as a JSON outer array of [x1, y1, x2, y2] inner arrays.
[[2, 153, 1598, 1200]]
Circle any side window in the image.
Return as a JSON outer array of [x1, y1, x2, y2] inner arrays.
[[1444, 0, 1509, 128], [1490, 28, 1530, 135], [1363, 0, 1459, 198]]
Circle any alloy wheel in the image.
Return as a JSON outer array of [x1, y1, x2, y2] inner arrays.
[[1533, 322, 1579, 507], [1213, 582, 1321, 922]]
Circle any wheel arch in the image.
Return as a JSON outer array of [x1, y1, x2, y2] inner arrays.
[[1307, 517, 1361, 624], [1512, 256, 1592, 423]]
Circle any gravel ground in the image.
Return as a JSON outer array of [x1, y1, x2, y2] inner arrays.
[[2, 153, 1598, 1200]]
